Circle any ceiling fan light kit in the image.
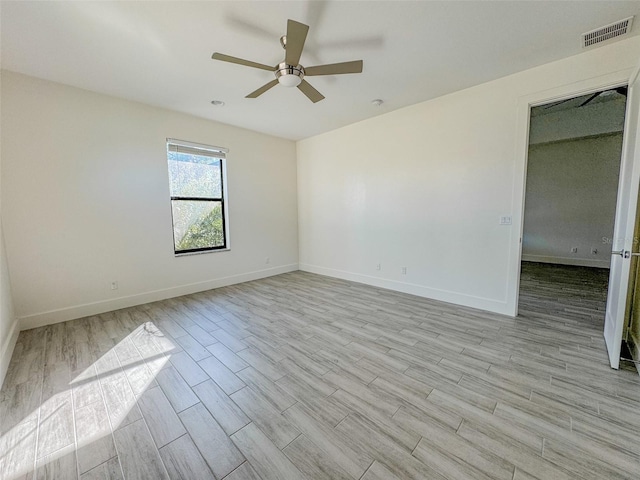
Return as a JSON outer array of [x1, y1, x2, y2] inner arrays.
[[211, 19, 363, 103], [276, 62, 304, 87]]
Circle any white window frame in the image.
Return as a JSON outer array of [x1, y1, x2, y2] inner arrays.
[[166, 138, 230, 256]]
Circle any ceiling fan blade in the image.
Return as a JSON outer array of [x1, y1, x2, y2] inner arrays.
[[246, 79, 279, 98], [285, 19, 309, 66], [297, 80, 324, 103], [212, 53, 274, 71], [226, 14, 276, 42], [316, 36, 384, 50], [579, 92, 600, 107], [304, 60, 363, 76]]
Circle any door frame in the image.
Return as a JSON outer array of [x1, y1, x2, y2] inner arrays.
[[507, 68, 636, 317]]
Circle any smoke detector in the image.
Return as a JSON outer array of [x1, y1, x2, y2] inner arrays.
[[582, 16, 634, 48]]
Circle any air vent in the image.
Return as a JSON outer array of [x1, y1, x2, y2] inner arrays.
[[582, 16, 634, 48]]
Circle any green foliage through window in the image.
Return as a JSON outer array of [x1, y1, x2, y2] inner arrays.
[[173, 202, 224, 251]]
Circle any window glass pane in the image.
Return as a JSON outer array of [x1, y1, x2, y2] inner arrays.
[[168, 151, 222, 198], [172, 200, 224, 251]]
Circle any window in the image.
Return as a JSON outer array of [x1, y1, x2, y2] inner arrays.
[[166, 139, 229, 254]]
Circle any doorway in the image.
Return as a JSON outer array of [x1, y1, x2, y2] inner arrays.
[[522, 88, 627, 269], [518, 86, 629, 360]]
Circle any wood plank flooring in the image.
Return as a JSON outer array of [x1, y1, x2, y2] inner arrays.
[[1, 262, 640, 479]]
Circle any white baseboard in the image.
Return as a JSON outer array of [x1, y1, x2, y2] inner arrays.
[[19, 264, 299, 331], [299, 263, 511, 316], [522, 254, 610, 269], [0, 318, 20, 389]]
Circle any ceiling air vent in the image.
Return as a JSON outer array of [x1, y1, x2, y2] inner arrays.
[[582, 16, 634, 48]]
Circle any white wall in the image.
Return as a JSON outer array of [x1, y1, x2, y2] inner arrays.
[[0, 70, 19, 386], [1, 71, 298, 329], [297, 36, 640, 316], [522, 134, 622, 268], [0, 221, 18, 387]]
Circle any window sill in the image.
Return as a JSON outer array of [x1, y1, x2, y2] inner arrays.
[[174, 247, 230, 257]]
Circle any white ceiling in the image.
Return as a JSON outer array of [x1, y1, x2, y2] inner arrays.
[[2, 1, 640, 141]]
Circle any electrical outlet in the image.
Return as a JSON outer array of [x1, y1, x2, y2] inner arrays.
[[265, 257, 270, 264], [401, 266, 407, 274], [499, 216, 512, 225], [110, 281, 118, 290], [591, 247, 598, 255], [570, 247, 578, 254], [376, 263, 381, 271]]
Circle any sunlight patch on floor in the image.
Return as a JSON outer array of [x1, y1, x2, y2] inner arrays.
[[0, 322, 173, 479]]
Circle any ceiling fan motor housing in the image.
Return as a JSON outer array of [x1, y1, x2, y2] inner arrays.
[[276, 62, 304, 87]]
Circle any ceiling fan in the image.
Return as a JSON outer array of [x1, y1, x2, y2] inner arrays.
[[211, 19, 363, 103], [544, 86, 628, 110]]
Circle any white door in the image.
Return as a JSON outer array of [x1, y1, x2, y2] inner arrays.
[[604, 62, 640, 369]]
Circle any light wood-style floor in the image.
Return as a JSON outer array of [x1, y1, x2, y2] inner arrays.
[[1, 262, 640, 479]]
